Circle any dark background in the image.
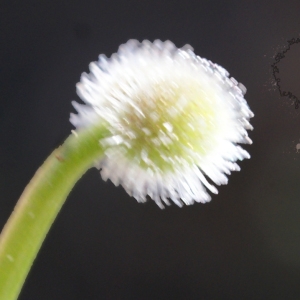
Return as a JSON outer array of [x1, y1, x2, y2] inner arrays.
[[1, 0, 300, 299]]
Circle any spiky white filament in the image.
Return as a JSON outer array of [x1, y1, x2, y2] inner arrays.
[[71, 39, 254, 208]]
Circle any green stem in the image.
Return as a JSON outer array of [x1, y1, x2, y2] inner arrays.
[[0, 123, 110, 300]]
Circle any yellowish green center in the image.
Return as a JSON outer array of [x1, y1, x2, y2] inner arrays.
[[119, 81, 217, 174]]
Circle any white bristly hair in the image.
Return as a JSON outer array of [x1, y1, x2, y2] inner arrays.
[[70, 39, 254, 208]]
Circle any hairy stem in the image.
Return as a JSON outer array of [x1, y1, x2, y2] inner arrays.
[[0, 124, 110, 300]]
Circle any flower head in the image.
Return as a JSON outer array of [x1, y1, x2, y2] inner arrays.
[[71, 39, 254, 208]]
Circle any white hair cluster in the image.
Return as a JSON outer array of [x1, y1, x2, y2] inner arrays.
[[71, 39, 254, 208]]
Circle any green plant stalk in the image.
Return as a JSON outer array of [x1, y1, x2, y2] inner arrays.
[[0, 123, 110, 300]]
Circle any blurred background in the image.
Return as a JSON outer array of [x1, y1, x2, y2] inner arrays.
[[1, 0, 300, 299]]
